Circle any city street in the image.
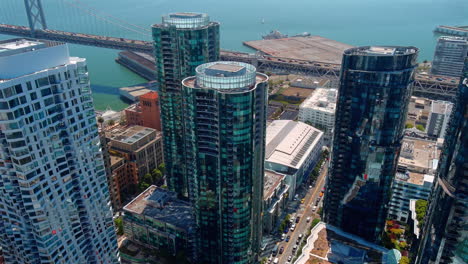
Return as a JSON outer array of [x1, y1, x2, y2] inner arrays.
[[276, 161, 328, 263]]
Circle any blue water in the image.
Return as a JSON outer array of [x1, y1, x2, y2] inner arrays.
[[1, 0, 467, 110]]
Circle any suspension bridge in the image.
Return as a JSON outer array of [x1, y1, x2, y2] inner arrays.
[[0, 0, 459, 100]]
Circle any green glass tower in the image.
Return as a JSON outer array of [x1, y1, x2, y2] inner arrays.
[[152, 13, 220, 198], [182, 62, 268, 263]]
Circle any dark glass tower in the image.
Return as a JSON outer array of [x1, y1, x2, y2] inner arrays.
[[182, 62, 268, 263], [152, 13, 220, 198], [323, 46, 418, 242], [415, 58, 468, 264]]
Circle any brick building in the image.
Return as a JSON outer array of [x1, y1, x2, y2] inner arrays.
[[125, 91, 161, 131]]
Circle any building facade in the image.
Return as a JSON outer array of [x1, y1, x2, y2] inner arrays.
[[103, 125, 164, 209], [153, 12, 220, 198], [426, 100, 453, 139], [263, 170, 289, 234], [416, 58, 468, 264], [0, 39, 119, 263], [323, 46, 418, 242], [123, 186, 197, 261], [182, 61, 268, 263], [431, 36, 468, 77], [125, 91, 162, 131], [298, 88, 337, 141], [265, 120, 324, 197], [388, 136, 440, 222]]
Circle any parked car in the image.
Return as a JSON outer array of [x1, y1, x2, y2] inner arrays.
[[285, 235, 290, 242], [301, 198, 305, 204], [290, 224, 296, 231], [295, 216, 300, 223], [306, 216, 311, 222], [296, 239, 300, 245], [281, 233, 286, 240], [292, 245, 298, 253], [312, 206, 317, 212], [287, 255, 293, 261], [279, 246, 284, 254]]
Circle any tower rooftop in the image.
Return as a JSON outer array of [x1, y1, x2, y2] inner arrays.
[[160, 12, 210, 29]]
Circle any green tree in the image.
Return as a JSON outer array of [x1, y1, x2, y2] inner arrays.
[[158, 163, 165, 175], [107, 119, 115, 126], [114, 217, 124, 236], [97, 117, 104, 128], [405, 123, 414, 129], [151, 169, 163, 185], [416, 124, 425, 131]]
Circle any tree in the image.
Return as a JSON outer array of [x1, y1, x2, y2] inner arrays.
[[97, 117, 104, 128], [107, 119, 115, 126], [399, 256, 410, 264], [158, 163, 165, 175], [119, 115, 126, 126], [151, 169, 163, 185], [416, 124, 425, 132], [405, 123, 414, 129], [114, 217, 124, 236]]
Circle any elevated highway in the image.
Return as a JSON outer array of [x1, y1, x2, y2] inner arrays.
[[0, 24, 458, 100]]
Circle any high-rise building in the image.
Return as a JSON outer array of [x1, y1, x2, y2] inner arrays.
[[0, 39, 119, 263], [431, 36, 468, 77], [323, 46, 418, 242], [415, 58, 468, 264], [182, 61, 268, 263], [152, 13, 220, 198]]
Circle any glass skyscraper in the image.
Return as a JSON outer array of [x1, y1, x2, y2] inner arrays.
[[152, 13, 220, 198], [416, 58, 468, 264], [323, 46, 418, 242], [0, 39, 118, 263], [181, 61, 268, 263]]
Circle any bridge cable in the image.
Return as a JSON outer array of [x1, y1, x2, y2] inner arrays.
[[59, 0, 150, 37]]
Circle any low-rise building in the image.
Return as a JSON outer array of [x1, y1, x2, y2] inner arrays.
[[265, 120, 324, 197], [298, 88, 337, 141], [102, 125, 164, 209], [125, 91, 162, 131], [295, 222, 400, 264], [406, 96, 431, 130], [123, 186, 197, 260], [107, 125, 164, 179], [388, 137, 440, 222], [290, 77, 330, 89], [263, 170, 290, 233]]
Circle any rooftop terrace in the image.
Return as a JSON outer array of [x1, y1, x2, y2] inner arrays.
[[264, 170, 286, 200], [107, 125, 157, 145], [123, 186, 195, 230]]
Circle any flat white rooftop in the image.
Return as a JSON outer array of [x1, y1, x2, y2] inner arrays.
[[300, 88, 337, 113], [0, 39, 46, 57], [266, 120, 323, 169], [0, 39, 71, 80]]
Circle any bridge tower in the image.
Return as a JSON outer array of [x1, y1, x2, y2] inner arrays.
[[23, 0, 47, 37]]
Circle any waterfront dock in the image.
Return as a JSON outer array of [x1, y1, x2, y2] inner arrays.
[[243, 36, 354, 64], [434, 25, 468, 37]]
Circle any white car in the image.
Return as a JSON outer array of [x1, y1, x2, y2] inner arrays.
[[281, 233, 286, 240], [312, 206, 317, 212], [290, 224, 296, 231], [306, 216, 311, 222]]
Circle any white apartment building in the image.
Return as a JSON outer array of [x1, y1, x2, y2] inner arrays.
[[298, 88, 337, 141], [0, 39, 119, 264]]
